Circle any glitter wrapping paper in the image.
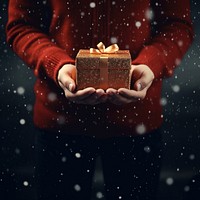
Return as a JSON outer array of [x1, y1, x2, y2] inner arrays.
[[76, 49, 131, 90]]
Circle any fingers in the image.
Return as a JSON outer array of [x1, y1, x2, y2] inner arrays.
[[118, 88, 147, 100], [106, 88, 118, 95], [108, 93, 135, 105], [106, 88, 137, 105], [63, 86, 107, 105], [64, 87, 96, 102], [76, 89, 107, 105]]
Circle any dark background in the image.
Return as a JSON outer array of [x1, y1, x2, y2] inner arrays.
[[0, 0, 200, 199]]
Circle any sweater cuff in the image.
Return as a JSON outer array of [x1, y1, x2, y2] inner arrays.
[[132, 45, 172, 80], [42, 48, 75, 84]]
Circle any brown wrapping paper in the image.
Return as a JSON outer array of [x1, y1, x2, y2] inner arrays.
[[75, 49, 131, 90]]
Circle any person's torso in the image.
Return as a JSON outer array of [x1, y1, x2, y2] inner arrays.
[[47, 0, 152, 59]]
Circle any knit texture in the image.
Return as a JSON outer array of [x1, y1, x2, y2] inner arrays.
[[6, 0, 193, 137]]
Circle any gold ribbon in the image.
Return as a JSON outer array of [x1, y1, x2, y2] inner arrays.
[[89, 42, 119, 89], [90, 42, 119, 54]]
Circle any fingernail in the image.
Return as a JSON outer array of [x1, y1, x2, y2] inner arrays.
[[69, 83, 73, 92], [137, 83, 142, 91]]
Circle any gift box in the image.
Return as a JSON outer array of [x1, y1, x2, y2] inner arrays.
[[75, 43, 131, 90]]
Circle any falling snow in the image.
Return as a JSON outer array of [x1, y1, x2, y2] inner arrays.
[[74, 184, 81, 192], [17, 86, 25, 95], [189, 154, 195, 160], [15, 148, 20, 154], [184, 185, 190, 192], [23, 181, 29, 187], [144, 146, 151, 153], [135, 124, 146, 135], [135, 21, 141, 28], [166, 177, 174, 186], [19, 119, 26, 125], [172, 85, 180, 93], [75, 153, 81, 158], [110, 36, 118, 44], [47, 92, 57, 101], [160, 97, 168, 106], [0, 1, 200, 200], [145, 8, 154, 21], [61, 156, 67, 162], [96, 191, 104, 199], [89, 2, 96, 8]]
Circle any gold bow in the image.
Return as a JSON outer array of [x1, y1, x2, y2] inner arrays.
[[90, 42, 119, 54]]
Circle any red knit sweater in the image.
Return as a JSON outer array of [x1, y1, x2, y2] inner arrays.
[[6, 0, 193, 137]]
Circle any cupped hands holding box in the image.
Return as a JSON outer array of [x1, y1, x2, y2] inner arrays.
[[58, 43, 154, 105]]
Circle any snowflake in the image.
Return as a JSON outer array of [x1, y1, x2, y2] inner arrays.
[[48, 92, 57, 101], [23, 181, 29, 187], [75, 152, 81, 158], [145, 8, 154, 21], [144, 146, 151, 153], [90, 2, 96, 8], [136, 124, 146, 135], [57, 116, 65, 125], [96, 191, 104, 199], [19, 119, 26, 125], [166, 177, 174, 185], [160, 97, 167, 106], [112, 1, 116, 5], [26, 104, 33, 112], [74, 184, 81, 192], [17, 86, 25, 95], [184, 185, 190, 192], [81, 12, 85, 17], [178, 40, 183, 47], [15, 148, 20, 154], [189, 154, 195, 160], [175, 58, 181, 65], [110, 36, 118, 44], [172, 85, 180, 93], [61, 156, 67, 162], [135, 21, 141, 28]]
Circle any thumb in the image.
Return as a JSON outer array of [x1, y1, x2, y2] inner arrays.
[[134, 77, 148, 91], [57, 64, 76, 92], [131, 65, 154, 91], [133, 71, 154, 91], [134, 77, 147, 91], [68, 80, 76, 92], [58, 74, 76, 92], [134, 81, 142, 91], [64, 77, 76, 92], [134, 77, 153, 91]]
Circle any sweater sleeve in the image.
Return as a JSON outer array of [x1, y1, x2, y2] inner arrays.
[[132, 0, 194, 79], [6, 0, 75, 84]]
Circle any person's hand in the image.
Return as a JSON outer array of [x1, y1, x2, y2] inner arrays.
[[106, 64, 154, 105], [57, 64, 107, 105]]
